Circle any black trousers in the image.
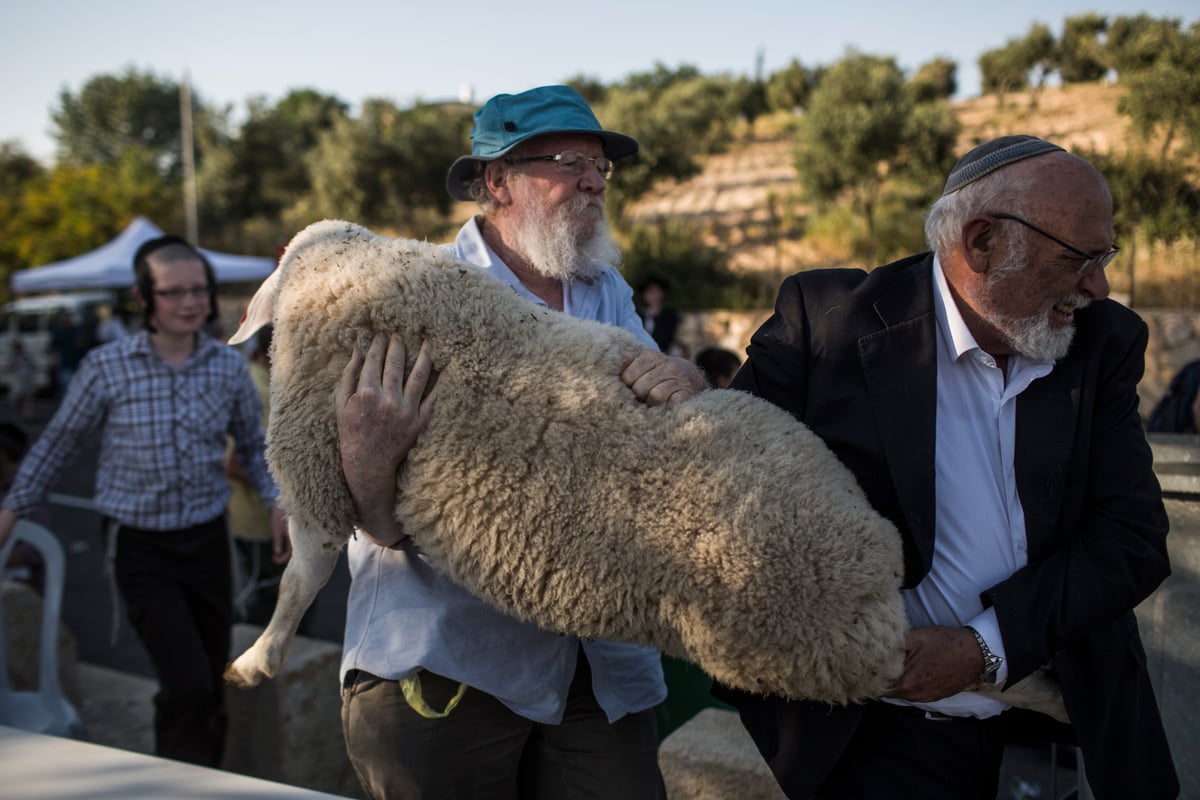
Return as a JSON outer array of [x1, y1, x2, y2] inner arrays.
[[817, 702, 1006, 800], [342, 648, 666, 800], [113, 516, 232, 767]]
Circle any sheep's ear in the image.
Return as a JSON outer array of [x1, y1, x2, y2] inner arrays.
[[229, 269, 280, 345]]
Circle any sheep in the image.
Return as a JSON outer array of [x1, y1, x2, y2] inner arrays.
[[224, 219, 1064, 720]]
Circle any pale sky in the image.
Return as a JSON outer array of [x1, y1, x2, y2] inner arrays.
[[2, 0, 1196, 163]]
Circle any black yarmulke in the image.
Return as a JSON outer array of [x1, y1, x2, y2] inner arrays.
[[942, 135, 1065, 196]]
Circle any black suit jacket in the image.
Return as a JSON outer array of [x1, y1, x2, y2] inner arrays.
[[715, 254, 1178, 799], [641, 307, 679, 352]]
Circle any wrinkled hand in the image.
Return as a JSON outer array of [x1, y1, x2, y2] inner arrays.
[[335, 334, 436, 544], [883, 625, 982, 702], [270, 506, 291, 564], [621, 350, 706, 406]]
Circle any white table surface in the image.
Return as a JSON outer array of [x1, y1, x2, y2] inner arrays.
[[0, 725, 351, 799]]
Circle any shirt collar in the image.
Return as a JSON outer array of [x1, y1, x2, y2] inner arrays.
[[931, 254, 982, 362], [128, 328, 216, 364], [456, 216, 572, 310], [931, 256, 1056, 383]]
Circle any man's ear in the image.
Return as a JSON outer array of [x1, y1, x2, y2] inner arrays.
[[485, 162, 513, 206], [961, 215, 995, 275]]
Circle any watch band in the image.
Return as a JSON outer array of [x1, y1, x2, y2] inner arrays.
[[965, 625, 1003, 685]]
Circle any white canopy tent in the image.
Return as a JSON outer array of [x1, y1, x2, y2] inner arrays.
[[9, 217, 277, 293]]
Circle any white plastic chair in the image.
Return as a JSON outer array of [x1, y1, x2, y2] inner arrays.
[[0, 519, 85, 738]]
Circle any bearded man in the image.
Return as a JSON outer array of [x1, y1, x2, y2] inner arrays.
[[714, 136, 1178, 799], [335, 85, 704, 800]]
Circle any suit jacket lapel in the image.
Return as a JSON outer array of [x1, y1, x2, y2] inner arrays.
[[857, 259, 939, 584]]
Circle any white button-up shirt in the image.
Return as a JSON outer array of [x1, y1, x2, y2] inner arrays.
[[893, 257, 1054, 718]]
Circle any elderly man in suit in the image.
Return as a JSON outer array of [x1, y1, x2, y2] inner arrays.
[[715, 136, 1178, 799]]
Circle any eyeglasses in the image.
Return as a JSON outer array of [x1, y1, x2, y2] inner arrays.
[[506, 150, 615, 180], [988, 212, 1119, 276], [153, 286, 209, 300]]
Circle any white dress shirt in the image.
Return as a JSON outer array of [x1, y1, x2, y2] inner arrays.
[[893, 257, 1055, 718]]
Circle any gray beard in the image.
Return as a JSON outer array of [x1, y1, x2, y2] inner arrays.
[[992, 308, 1078, 362], [507, 195, 620, 282], [980, 250, 1086, 363]]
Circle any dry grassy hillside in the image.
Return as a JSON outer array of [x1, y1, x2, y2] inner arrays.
[[952, 82, 1138, 155], [628, 83, 1199, 307]]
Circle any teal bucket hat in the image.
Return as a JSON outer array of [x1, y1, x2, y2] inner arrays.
[[446, 84, 638, 201]]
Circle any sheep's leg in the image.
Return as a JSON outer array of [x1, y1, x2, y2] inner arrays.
[[224, 520, 341, 688], [974, 667, 1068, 724]]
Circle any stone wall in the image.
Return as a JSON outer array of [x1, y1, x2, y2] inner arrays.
[[1142, 309, 1200, 415], [223, 624, 364, 798]]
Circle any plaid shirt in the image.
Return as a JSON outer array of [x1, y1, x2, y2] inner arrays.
[[4, 330, 278, 531]]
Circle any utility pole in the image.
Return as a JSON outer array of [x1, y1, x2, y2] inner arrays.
[[180, 71, 199, 244]]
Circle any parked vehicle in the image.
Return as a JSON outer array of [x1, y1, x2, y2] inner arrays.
[[0, 292, 117, 397]]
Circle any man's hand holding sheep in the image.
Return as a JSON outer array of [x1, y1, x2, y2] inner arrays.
[[337, 329, 703, 548], [621, 350, 706, 406], [336, 333, 436, 547]]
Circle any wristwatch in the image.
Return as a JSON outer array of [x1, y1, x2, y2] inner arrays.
[[965, 626, 1003, 685]]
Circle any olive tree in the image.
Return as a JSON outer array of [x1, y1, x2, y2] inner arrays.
[[793, 50, 959, 264]]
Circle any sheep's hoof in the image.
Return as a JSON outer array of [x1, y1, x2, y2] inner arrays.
[[224, 653, 268, 689]]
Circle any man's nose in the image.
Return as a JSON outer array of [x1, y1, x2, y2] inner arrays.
[[578, 163, 606, 193], [1079, 265, 1110, 301]]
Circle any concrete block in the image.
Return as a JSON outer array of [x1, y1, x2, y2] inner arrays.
[[224, 623, 363, 799], [74, 661, 155, 754], [1136, 488, 1200, 800], [658, 707, 785, 800]]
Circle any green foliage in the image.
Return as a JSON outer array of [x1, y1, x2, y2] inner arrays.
[[796, 52, 908, 202], [1, 149, 176, 271], [232, 91, 344, 215], [51, 67, 202, 180], [1088, 148, 1200, 243], [564, 75, 609, 106], [301, 100, 473, 232], [733, 75, 769, 126], [1106, 14, 1185, 74], [1058, 13, 1109, 84], [0, 142, 47, 294], [765, 59, 819, 112], [909, 58, 958, 103], [1114, 20, 1200, 160], [978, 23, 1055, 100], [596, 67, 747, 217], [196, 89, 348, 246], [620, 220, 771, 310], [793, 50, 958, 263], [805, 186, 931, 266], [898, 101, 961, 192], [620, 63, 704, 93], [978, 49, 1027, 97], [0, 141, 43, 194]]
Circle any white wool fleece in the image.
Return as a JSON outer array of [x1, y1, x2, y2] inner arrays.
[[235, 219, 1066, 724], [259, 219, 908, 705]]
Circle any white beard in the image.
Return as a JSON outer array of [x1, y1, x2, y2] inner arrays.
[[507, 193, 620, 282], [980, 248, 1087, 363]]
